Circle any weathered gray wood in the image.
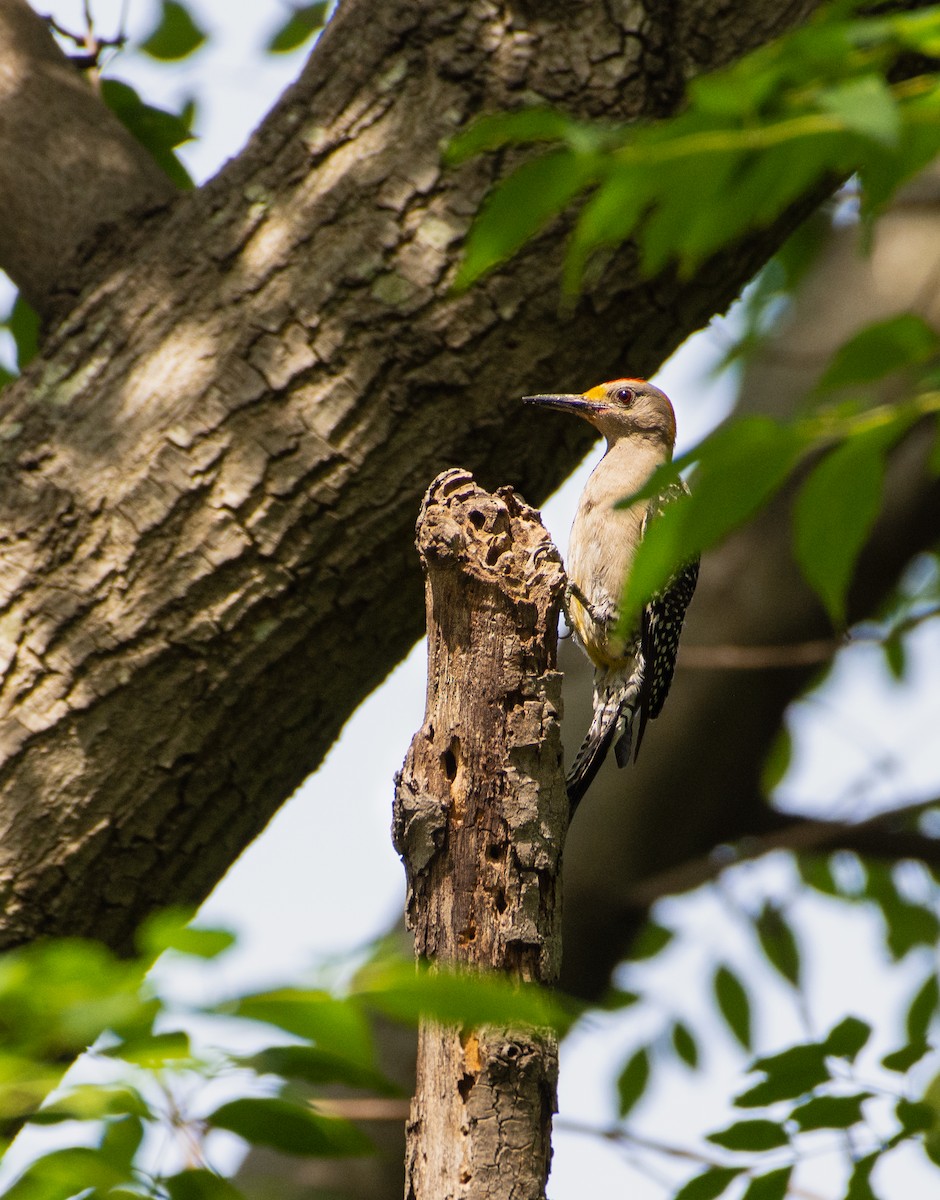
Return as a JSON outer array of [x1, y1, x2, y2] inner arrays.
[[394, 468, 566, 1199]]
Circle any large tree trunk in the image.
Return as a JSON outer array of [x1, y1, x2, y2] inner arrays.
[[0, 0, 832, 950]]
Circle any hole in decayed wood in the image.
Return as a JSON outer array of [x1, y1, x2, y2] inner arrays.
[[442, 738, 459, 781], [494, 886, 507, 914], [485, 540, 504, 566], [457, 1073, 475, 1102], [468, 508, 486, 529], [486, 843, 503, 861]]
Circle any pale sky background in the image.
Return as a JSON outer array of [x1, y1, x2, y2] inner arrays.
[[4, 3, 940, 1195]]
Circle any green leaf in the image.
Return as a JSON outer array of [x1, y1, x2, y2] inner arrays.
[[674, 1166, 745, 1200], [790, 1092, 870, 1130], [0, 1056, 63, 1120], [267, 3, 331, 53], [671, 1021, 699, 1068], [923, 1071, 940, 1166], [354, 959, 575, 1034], [760, 727, 792, 796], [817, 74, 900, 147], [713, 965, 753, 1052], [707, 1118, 789, 1151], [793, 430, 891, 626], [98, 1115, 145, 1170], [454, 149, 599, 290], [754, 904, 801, 987], [817, 314, 940, 392], [0, 939, 152, 1060], [797, 855, 840, 897], [564, 164, 653, 291], [207, 1096, 373, 1157], [31, 1084, 149, 1124], [241, 1044, 398, 1095], [140, 0, 207, 60], [823, 1016, 870, 1061], [2, 1147, 128, 1200], [882, 631, 906, 680], [906, 973, 939, 1044], [8, 296, 39, 369], [741, 1167, 792, 1200], [736, 1044, 830, 1107], [165, 1169, 246, 1200], [621, 417, 805, 618], [100, 80, 194, 189], [223, 989, 374, 1065], [887, 902, 940, 960], [104, 1029, 192, 1067], [137, 909, 235, 960], [930, 414, 940, 475], [864, 862, 940, 959], [600, 988, 641, 1010], [446, 108, 593, 165], [845, 1152, 879, 1200], [881, 1041, 931, 1072], [895, 1097, 934, 1134], [616, 1047, 650, 1118], [631, 922, 674, 960]]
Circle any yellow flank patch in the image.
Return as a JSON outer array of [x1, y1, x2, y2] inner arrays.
[[569, 594, 631, 669]]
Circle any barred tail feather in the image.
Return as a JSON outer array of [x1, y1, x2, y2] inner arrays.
[[566, 669, 642, 812]]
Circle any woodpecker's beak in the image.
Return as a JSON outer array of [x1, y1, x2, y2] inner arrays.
[[522, 393, 602, 416]]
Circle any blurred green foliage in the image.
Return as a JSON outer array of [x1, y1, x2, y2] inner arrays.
[[0, 910, 572, 1200], [0, 891, 931, 1199], [139, 1, 207, 62], [266, 3, 332, 55], [595, 849, 940, 1199], [450, 6, 940, 292]]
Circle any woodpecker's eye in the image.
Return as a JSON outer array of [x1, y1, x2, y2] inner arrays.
[[615, 386, 635, 405]]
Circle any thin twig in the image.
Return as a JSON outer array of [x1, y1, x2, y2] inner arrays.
[[625, 795, 940, 908], [310, 1097, 411, 1121], [679, 639, 840, 669], [556, 1118, 835, 1200], [678, 604, 940, 670], [555, 1117, 728, 1167]]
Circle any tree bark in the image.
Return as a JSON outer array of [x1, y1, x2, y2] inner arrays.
[[393, 468, 566, 1199], [0, 0, 174, 313], [0, 0, 833, 951]]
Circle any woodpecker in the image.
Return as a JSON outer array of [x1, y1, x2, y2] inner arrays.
[[523, 379, 699, 810]]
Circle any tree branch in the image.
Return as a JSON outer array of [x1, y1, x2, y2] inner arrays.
[[0, 0, 174, 313], [622, 796, 940, 909]]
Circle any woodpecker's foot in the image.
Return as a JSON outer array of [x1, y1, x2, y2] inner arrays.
[[565, 581, 606, 625]]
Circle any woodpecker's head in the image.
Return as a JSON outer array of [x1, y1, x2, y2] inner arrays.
[[523, 378, 676, 450]]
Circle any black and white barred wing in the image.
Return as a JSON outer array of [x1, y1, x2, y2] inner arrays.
[[633, 478, 699, 758]]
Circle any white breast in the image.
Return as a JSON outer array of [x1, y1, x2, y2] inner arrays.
[[566, 438, 666, 668]]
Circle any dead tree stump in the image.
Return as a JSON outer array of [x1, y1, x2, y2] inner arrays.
[[393, 467, 568, 1200]]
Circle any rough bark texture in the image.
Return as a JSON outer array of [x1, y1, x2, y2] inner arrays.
[[0, 0, 829, 951], [393, 468, 566, 1200], [0, 0, 174, 312]]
